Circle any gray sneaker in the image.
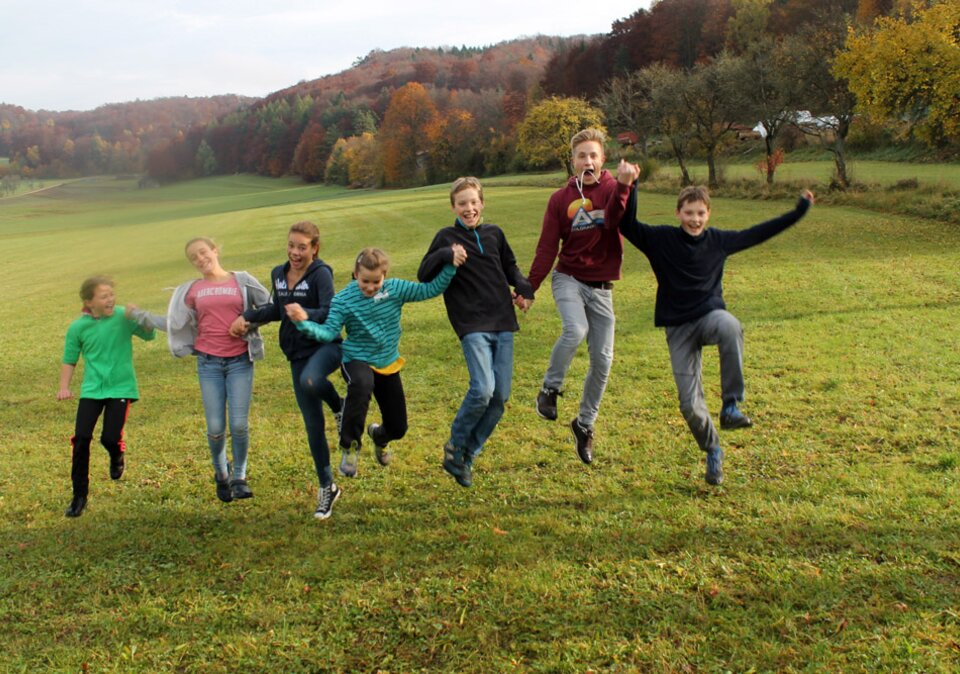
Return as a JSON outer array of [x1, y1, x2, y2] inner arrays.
[[367, 423, 392, 466], [442, 441, 472, 487], [314, 483, 341, 520], [339, 440, 359, 477]]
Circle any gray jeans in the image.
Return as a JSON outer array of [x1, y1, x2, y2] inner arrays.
[[543, 271, 615, 427], [665, 309, 744, 452]]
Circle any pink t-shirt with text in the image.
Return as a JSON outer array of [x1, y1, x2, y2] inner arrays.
[[186, 277, 248, 357]]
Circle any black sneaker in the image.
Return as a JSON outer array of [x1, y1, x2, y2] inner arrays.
[[367, 423, 392, 466], [720, 404, 753, 430], [109, 452, 125, 480], [571, 418, 594, 464], [705, 447, 724, 485], [215, 476, 233, 502], [536, 386, 561, 421], [314, 483, 341, 520], [65, 495, 87, 518], [230, 478, 253, 500], [442, 441, 472, 487]]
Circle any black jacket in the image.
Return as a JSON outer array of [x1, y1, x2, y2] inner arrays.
[[418, 221, 534, 339]]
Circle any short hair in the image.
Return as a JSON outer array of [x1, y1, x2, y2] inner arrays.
[[289, 221, 320, 260], [80, 275, 113, 301], [677, 185, 711, 210], [449, 177, 484, 206], [184, 236, 218, 256], [354, 247, 390, 276], [570, 128, 606, 154]]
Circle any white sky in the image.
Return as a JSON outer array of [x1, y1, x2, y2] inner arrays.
[[2, 1, 651, 112]]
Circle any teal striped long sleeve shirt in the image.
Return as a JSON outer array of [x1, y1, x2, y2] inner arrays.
[[295, 264, 456, 369]]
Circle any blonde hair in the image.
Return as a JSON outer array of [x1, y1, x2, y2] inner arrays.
[[289, 221, 320, 260], [184, 236, 218, 256], [677, 185, 712, 210], [570, 128, 606, 155], [450, 177, 484, 206], [79, 275, 113, 301], [354, 247, 390, 276]]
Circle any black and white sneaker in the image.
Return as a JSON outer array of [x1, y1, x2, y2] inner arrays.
[[314, 483, 341, 520]]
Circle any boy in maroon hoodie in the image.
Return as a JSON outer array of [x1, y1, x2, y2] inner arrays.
[[527, 128, 633, 464]]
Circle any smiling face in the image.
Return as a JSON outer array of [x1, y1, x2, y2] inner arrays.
[[356, 266, 386, 297], [85, 283, 116, 317], [571, 140, 605, 185], [451, 186, 484, 229], [287, 231, 318, 273], [185, 239, 222, 278], [677, 199, 711, 237]]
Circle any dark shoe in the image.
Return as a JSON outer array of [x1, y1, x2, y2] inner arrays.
[[314, 483, 341, 520], [442, 441, 472, 487], [536, 386, 561, 421], [705, 447, 724, 485], [109, 452, 125, 480], [571, 418, 594, 464], [65, 495, 87, 518], [367, 423, 392, 466], [720, 404, 752, 430], [230, 478, 253, 499], [215, 475, 233, 502], [339, 441, 359, 477]]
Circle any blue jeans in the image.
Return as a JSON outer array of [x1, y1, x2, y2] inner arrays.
[[196, 353, 254, 480], [544, 271, 615, 427], [450, 331, 514, 458], [290, 343, 342, 487]]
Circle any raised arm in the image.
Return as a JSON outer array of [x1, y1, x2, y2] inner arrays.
[[395, 263, 457, 303], [722, 191, 814, 255], [417, 232, 454, 282], [603, 159, 640, 230]]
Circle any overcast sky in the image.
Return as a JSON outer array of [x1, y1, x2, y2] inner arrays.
[[2, 1, 651, 112]]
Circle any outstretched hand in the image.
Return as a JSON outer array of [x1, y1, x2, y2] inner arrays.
[[285, 303, 308, 323], [801, 189, 815, 205], [451, 243, 468, 267]]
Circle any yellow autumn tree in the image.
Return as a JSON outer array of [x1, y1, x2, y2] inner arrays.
[[516, 97, 605, 174], [835, 1, 960, 146], [379, 82, 438, 187]]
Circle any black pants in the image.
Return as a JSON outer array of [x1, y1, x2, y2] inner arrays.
[[71, 398, 131, 497], [339, 360, 407, 450]]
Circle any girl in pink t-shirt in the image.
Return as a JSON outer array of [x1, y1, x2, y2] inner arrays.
[[133, 238, 270, 503]]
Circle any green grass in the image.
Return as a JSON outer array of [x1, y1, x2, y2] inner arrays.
[[1, 174, 959, 672]]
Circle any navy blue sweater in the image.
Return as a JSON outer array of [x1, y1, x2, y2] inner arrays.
[[243, 259, 340, 361], [621, 189, 811, 326]]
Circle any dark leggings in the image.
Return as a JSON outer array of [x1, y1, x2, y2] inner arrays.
[[339, 360, 407, 450], [71, 398, 131, 497], [290, 343, 342, 487]]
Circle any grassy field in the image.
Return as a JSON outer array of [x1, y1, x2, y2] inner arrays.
[[1, 174, 959, 672]]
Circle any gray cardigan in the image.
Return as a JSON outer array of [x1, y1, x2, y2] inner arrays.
[[131, 271, 270, 361]]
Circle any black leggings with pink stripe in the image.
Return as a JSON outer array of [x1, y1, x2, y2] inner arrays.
[[71, 398, 131, 497]]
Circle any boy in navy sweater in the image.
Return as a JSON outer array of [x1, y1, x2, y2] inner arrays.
[[418, 177, 534, 487], [620, 175, 814, 485]]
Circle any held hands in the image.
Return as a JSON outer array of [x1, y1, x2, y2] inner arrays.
[[229, 315, 250, 337], [451, 243, 468, 267], [285, 302, 308, 323], [125, 304, 138, 318], [512, 292, 533, 313], [616, 158, 641, 186]]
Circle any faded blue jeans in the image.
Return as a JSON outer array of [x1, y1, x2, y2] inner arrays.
[[543, 271, 615, 428], [196, 352, 254, 480], [450, 331, 514, 458]]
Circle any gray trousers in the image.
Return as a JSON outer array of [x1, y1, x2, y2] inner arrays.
[[665, 309, 744, 452], [543, 271, 615, 427]]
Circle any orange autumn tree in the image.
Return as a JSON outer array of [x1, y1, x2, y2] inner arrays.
[[379, 82, 438, 187]]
